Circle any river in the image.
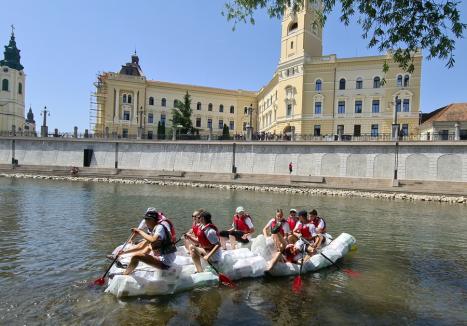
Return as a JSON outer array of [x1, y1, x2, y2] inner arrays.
[[0, 177, 465, 325]]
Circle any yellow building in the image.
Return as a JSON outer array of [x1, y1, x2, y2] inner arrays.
[[94, 2, 421, 139]]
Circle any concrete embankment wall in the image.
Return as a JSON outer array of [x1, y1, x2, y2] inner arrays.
[[1, 137, 467, 182]]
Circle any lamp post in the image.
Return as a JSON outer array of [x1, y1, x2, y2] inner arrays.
[[40, 106, 50, 137], [392, 96, 400, 186], [247, 104, 254, 141], [137, 106, 144, 140]]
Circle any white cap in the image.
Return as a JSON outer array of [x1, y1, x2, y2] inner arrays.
[[146, 207, 157, 214], [289, 208, 297, 213], [236, 206, 245, 213]]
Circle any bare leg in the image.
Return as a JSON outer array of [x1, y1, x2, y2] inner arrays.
[[190, 245, 207, 273], [124, 253, 168, 275], [273, 233, 287, 253], [229, 235, 237, 250], [266, 252, 283, 272]]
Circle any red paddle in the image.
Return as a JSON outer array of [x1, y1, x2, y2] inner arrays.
[[207, 260, 236, 288], [292, 244, 306, 293]]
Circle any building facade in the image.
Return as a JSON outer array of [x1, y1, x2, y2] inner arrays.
[[95, 2, 421, 139], [0, 29, 26, 134], [420, 103, 467, 140]]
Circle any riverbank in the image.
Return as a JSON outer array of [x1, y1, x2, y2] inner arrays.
[[1, 172, 465, 204]]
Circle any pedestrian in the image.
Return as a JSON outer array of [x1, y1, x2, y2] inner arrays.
[[289, 162, 293, 174]]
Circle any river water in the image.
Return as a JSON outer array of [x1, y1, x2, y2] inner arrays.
[[0, 177, 465, 325]]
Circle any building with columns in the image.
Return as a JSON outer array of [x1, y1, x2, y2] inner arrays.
[[95, 2, 421, 139], [0, 28, 26, 134]]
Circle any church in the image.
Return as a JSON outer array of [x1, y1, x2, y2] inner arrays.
[[95, 2, 421, 139]]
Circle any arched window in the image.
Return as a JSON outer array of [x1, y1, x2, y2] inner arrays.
[[288, 22, 298, 35], [219, 104, 224, 112], [2, 79, 9, 91], [197, 102, 202, 110], [208, 103, 213, 111], [356, 77, 363, 89], [18, 82, 22, 94], [315, 79, 322, 91], [149, 97, 154, 105], [230, 105, 235, 114], [373, 76, 381, 88], [122, 94, 127, 103], [397, 75, 403, 87], [128, 94, 132, 103], [404, 75, 410, 87], [339, 78, 346, 90], [161, 98, 166, 107]]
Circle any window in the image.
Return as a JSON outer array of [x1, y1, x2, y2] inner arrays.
[[122, 94, 127, 103], [244, 107, 248, 114], [128, 95, 132, 103], [397, 75, 403, 87], [339, 78, 346, 90], [372, 100, 380, 113], [122, 129, 128, 138], [401, 124, 408, 136], [403, 99, 410, 112], [287, 104, 292, 117], [148, 113, 154, 124], [2, 79, 8, 91], [371, 124, 379, 137], [208, 103, 213, 111], [354, 125, 361, 137], [354, 101, 361, 114], [229, 121, 234, 130], [149, 97, 154, 105], [147, 131, 153, 140], [337, 125, 344, 135], [338, 101, 346, 114], [314, 125, 321, 136], [230, 105, 234, 114], [314, 102, 322, 114], [196, 117, 201, 128], [288, 22, 298, 34], [291, 41, 294, 49], [123, 111, 130, 120], [161, 98, 166, 107], [396, 98, 402, 112], [160, 114, 166, 125], [218, 119, 224, 129], [243, 122, 247, 131], [219, 104, 224, 113], [207, 118, 212, 129], [373, 77, 381, 88], [18, 82, 22, 94], [404, 75, 410, 87], [197, 102, 202, 111], [315, 79, 322, 91], [356, 78, 363, 89]]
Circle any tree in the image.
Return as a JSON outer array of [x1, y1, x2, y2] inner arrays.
[[222, 123, 231, 140], [223, 0, 466, 73], [157, 121, 166, 140], [171, 91, 196, 134]]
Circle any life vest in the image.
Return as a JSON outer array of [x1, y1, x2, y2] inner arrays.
[[233, 214, 252, 233], [192, 223, 200, 237], [270, 219, 286, 236], [287, 217, 297, 231], [161, 219, 177, 242], [311, 216, 326, 232], [298, 222, 313, 240], [151, 220, 177, 255], [197, 223, 219, 250]]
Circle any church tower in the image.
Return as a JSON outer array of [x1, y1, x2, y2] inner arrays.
[[0, 26, 26, 133]]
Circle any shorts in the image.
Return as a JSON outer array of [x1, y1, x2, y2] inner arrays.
[[219, 230, 250, 243], [149, 252, 176, 269]]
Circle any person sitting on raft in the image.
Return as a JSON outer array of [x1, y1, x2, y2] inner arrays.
[[309, 209, 326, 234], [293, 210, 323, 255], [122, 209, 177, 274], [186, 211, 222, 273], [262, 209, 290, 253], [219, 206, 255, 250], [266, 242, 306, 272], [287, 208, 298, 232], [184, 209, 204, 251]]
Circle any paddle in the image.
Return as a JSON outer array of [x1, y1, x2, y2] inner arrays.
[[292, 243, 306, 293], [93, 231, 134, 286], [206, 259, 236, 288]]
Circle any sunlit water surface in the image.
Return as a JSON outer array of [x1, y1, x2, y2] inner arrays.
[[0, 178, 465, 325]]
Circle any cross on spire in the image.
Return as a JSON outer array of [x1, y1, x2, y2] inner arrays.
[[11, 24, 15, 35]]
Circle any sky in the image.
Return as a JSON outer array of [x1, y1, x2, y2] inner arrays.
[[2, 0, 466, 132]]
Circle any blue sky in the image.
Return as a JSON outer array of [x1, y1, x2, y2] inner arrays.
[[2, 0, 466, 131]]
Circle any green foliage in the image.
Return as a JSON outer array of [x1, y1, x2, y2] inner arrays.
[[222, 123, 231, 140], [157, 121, 166, 140], [223, 0, 466, 72], [171, 91, 196, 135]]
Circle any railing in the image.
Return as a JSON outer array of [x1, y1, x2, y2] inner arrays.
[[0, 131, 464, 142]]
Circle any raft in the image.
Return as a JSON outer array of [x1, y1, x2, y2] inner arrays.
[[105, 233, 356, 298]]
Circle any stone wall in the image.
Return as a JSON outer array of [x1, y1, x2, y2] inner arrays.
[[1, 137, 466, 182]]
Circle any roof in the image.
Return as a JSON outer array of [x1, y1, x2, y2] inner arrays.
[[421, 103, 467, 125]]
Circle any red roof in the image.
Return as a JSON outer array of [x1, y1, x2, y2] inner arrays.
[[422, 103, 467, 124]]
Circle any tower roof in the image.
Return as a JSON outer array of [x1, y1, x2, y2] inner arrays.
[[119, 52, 144, 77], [0, 26, 24, 71], [26, 107, 35, 124]]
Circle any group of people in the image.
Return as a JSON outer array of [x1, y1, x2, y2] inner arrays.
[[114, 206, 327, 275]]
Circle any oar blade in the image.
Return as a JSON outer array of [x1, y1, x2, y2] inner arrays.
[[93, 277, 106, 286], [343, 268, 361, 277], [219, 273, 236, 288], [292, 275, 302, 293]]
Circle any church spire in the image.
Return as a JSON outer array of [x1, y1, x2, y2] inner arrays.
[[0, 25, 24, 71]]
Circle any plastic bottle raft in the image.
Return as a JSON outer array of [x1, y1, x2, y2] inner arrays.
[[105, 233, 356, 298]]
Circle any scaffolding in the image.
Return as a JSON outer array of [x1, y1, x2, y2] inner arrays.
[[89, 72, 108, 135]]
